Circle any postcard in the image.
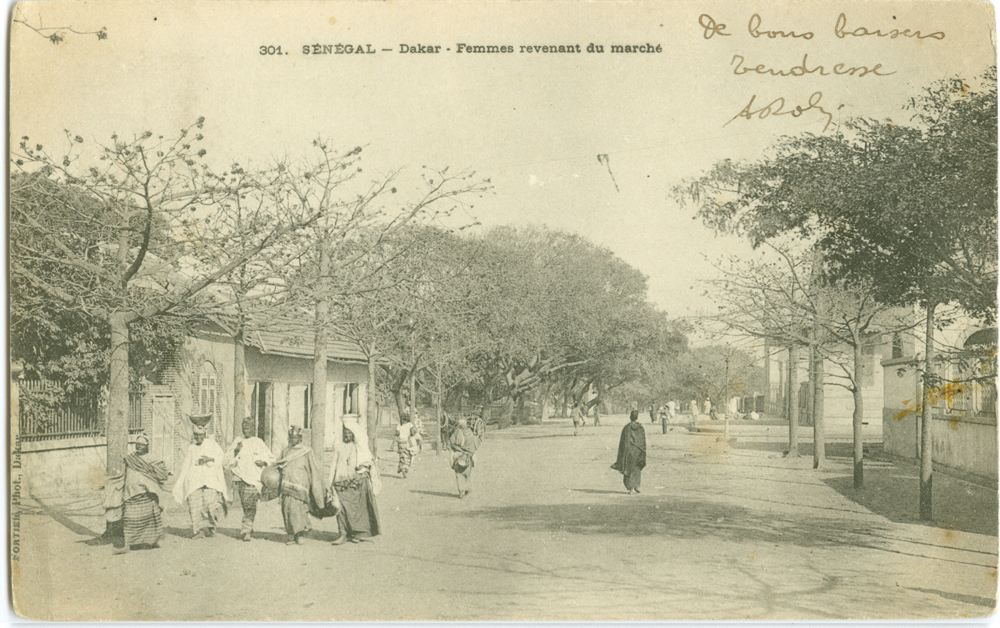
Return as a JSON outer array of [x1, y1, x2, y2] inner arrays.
[[9, 0, 998, 621]]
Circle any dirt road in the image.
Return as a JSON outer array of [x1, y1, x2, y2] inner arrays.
[[12, 415, 998, 620]]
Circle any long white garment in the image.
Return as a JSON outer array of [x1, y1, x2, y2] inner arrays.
[[172, 438, 231, 504], [223, 436, 275, 491]]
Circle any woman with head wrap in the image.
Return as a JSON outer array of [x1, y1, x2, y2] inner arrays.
[[611, 410, 647, 494], [276, 425, 326, 545], [172, 423, 230, 538], [114, 433, 169, 553], [449, 415, 478, 498], [328, 418, 381, 544]]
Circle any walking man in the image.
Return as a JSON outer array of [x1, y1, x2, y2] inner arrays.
[[172, 423, 229, 538], [611, 409, 647, 494], [224, 417, 275, 541]]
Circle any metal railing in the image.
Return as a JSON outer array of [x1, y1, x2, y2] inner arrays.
[[18, 379, 146, 441]]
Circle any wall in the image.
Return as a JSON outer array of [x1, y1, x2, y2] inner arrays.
[[169, 331, 236, 468], [15, 435, 147, 500], [245, 348, 368, 454], [772, 346, 886, 438], [882, 356, 998, 482]]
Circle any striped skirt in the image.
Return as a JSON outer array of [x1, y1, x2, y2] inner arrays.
[[124, 493, 164, 547]]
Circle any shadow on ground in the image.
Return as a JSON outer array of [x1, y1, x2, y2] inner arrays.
[[731, 441, 889, 460], [163, 525, 344, 544], [447, 498, 898, 551], [410, 489, 461, 500], [823, 472, 998, 537]]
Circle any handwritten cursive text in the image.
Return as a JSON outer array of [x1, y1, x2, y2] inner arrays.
[[731, 53, 895, 78], [725, 92, 844, 133], [835, 13, 945, 40]]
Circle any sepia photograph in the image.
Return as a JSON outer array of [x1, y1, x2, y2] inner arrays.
[[7, 0, 998, 621]]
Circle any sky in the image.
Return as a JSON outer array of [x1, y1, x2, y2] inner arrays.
[[9, 0, 997, 320]]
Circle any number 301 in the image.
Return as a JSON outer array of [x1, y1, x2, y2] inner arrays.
[[259, 45, 283, 55]]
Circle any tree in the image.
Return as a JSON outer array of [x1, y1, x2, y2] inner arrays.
[[677, 70, 996, 509], [272, 146, 488, 460], [11, 121, 321, 478]]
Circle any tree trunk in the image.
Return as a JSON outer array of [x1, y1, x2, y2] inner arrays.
[[539, 380, 551, 423], [763, 339, 771, 415], [366, 347, 378, 458], [393, 381, 407, 422], [787, 345, 800, 457], [852, 340, 865, 488], [233, 329, 247, 445], [435, 368, 443, 454], [107, 312, 130, 477], [311, 297, 329, 464], [920, 302, 937, 520], [311, 239, 330, 465], [812, 345, 825, 469], [409, 356, 417, 416]]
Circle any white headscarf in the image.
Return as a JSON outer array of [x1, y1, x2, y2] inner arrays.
[[341, 417, 370, 464]]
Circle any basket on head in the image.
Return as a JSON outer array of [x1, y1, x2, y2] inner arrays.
[[189, 414, 213, 428]]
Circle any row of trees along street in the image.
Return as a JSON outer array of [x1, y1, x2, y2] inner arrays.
[[11, 126, 692, 484], [675, 69, 998, 520]]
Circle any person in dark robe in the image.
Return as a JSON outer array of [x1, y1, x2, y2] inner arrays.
[[328, 418, 381, 544], [115, 434, 169, 554], [611, 409, 646, 494], [276, 426, 326, 545]]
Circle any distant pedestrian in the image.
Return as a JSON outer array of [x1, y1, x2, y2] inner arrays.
[[450, 415, 479, 498], [115, 434, 169, 554], [611, 409, 647, 494], [328, 418, 382, 544], [173, 423, 230, 539], [224, 417, 275, 541], [649, 404, 656, 424], [690, 399, 698, 416], [593, 406, 601, 426], [572, 402, 585, 436], [276, 426, 326, 545], [395, 414, 418, 478], [412, 413, 426, 452]]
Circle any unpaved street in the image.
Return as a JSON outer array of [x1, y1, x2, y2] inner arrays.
[[13, 415, 998, 621]]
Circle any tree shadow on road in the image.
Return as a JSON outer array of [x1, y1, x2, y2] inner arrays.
[[163, 525, 344, 544], [448, 498, 896, 551], [410, 489, 462, 499], [823, 472, 998, 537]]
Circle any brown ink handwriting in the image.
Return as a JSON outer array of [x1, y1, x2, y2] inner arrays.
[[699, 14, 730, 39], [748, 14, 814, 40], [725, 92, 843, 133], [835, 13, 945, 40], [731, 53, 896, 78]]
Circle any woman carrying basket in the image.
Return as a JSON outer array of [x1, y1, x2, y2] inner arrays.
[[449, 415, 479, 498]]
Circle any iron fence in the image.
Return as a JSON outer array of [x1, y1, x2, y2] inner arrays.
[[18, 379, 146, 441]]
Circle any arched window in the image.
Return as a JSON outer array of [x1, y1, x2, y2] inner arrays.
[[193, 361, 220, 434]]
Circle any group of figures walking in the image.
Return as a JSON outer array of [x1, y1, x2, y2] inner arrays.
[[395, 412, 479, 498], [104, 416, 382, 553], [104, 406, 645, 553], [571, 401, 600, 436]]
